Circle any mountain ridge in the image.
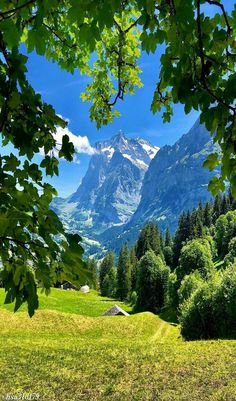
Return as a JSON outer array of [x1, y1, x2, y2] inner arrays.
[[51, 131, 159, 252], [52, 120, 219, 256]]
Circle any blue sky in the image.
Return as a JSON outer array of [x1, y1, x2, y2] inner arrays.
[[26, 49, 200, 197], [2, 0, 233, 197]]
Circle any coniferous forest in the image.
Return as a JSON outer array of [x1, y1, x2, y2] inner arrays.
[[97, 192, 236, 340]]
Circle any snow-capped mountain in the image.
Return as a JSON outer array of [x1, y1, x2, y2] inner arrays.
[[95, 130, 159, 170], [104, 120, 220, 253], [51, 131, 159, 254], [52, 122, 220, 257]]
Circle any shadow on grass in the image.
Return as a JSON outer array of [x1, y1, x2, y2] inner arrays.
[[159, 306, 179, 325]]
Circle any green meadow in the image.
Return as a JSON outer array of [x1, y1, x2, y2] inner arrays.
[[0, 288, 236, 401]]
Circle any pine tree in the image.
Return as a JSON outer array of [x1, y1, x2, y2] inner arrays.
[[136, 224, 150, 260], [117, 243, 132, 301], [212, 194, 222, 223], [136, 223, 161, 260], [203, 202, 212, 227], [87, 258, 98, 290], [173, 212, 189, 266], [130, 247, 138, 291], [165, 227, 172, 247], [221, 195, 230, 215], [198, 201, 204, 222], [150, 223, 162, 255], [189, 209, 197, 239], [159, 230, 164, 251], [193, 211, 204, 238], [103, 266, 117, 298], [228, 188, 236, 210], [99, 252, 115, 296]]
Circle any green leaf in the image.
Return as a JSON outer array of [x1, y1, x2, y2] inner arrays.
[[203, 153, 220, 171]]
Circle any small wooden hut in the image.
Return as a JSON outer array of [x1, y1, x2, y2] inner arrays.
[[102, 304, 130, 316]]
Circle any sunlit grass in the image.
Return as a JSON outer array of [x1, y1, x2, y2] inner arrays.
[[0, 288, 132, 316], [0, 289, 235, 400]]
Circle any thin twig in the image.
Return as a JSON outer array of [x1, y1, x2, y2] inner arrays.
[[42, 22, 76, 49], [196, 0, 235, 113], [0, 0, 36, 19], [205, 0, 231, 34]]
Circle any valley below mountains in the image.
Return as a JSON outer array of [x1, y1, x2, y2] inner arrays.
[[52, 120, 219, 256]]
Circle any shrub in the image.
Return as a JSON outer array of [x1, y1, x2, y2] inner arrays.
[[129, 291, 137, 306], [136, 250, 170, 313], [177, 238, 214, 282], [215, 210, 236, 257], [179, 282, 217, 340], [180, 265, 236, 340], [224, 237, 236, 266], [167, 271, 179, 308], [213, 265, 236, 337], [163, 245, 174, 267], [178, 271, 203, 307]]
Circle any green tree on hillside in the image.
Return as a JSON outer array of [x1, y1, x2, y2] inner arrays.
[[117, 243, 132, 301], [221, 195, 231, 216], [130, 247, 138, 291], [203, 202, 212, 227], [215, 210, 236, 257], [102, 266, 117, 298], [173, 212, 189, 266], [212, 195, 222, 223], [165, 227, 172, 248], [136, 223, 161, 260], [87, 258, 99, 290], [163, 226, 174, 267], [136, 251, 170, 313], [224, 237, 236, 266], [180, 265, 236, 340], [99, 252, 115, 296], [177, 238, 214, 283]]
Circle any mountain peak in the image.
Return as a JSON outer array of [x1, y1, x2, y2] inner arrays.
[[111, 130, 128, 147], [113, 129, 126, 140], [94, 131, 159, 169]]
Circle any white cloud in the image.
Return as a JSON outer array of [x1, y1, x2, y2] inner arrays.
[[56, 114, 71, 124], [39, 125, 95, 163], [54, 126, 96, 161]]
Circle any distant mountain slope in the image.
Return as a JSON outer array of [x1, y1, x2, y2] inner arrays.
[[53, 121, 219, 256], [52, 131, 159, 253], [104, 120, 220, 253]]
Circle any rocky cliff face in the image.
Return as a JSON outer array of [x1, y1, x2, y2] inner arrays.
[[53, 121, 219, 256], [51, 131, 159, 253], [103, 120, 220, 253]]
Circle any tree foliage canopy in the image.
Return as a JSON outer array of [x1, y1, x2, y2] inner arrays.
[[177, 238, 214, 281], [136, 250, 169, 312]]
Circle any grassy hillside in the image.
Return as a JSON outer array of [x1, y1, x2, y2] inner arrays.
[[0, 289, 236, 400], [0, 288, 132, 316]]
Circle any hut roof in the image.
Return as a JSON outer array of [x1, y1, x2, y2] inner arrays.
[[102, 304, 130, 316], [80, 285, 90, 293]]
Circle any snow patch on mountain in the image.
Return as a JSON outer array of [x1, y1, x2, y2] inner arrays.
[[96, 131, 159, 170], [101, 146, 115, 159], [139, 141, 160, 159]]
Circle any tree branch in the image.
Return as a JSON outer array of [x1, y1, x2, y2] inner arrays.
[[196, 0, 236, 113], [205, 0, 231, 35], [0, 35, 14, 132], [42, 22, 76, 49], [0, 0, 36, 20]]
